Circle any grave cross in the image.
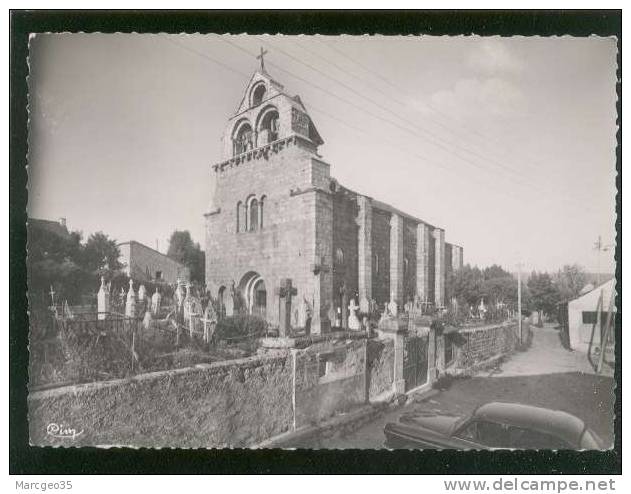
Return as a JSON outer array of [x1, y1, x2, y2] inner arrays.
[[256, 47, 268, 71], [276, 278, 297, 338], [49, 285, 56, 307]]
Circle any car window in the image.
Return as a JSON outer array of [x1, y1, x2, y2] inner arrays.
[[507, 426, 570, 449], [579, 430, 602, 450], [457, 421, 508, 447]]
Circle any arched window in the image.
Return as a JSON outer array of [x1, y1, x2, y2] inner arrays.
[[374, 254, 380, 274], [404, 258, 409, 274], [258, 108, 280, 144], [335, 248, 344, 266], [249, 198, 259, 231], [259, 195, 266, 229], [236, 201, 243, 232], [233, 122, 253, 156], [251, 83, 266, 107]]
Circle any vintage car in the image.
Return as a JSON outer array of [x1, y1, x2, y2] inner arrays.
[[383, 402, 605, 450]]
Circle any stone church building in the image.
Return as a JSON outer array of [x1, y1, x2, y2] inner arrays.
[[205, 62, 463, 333]]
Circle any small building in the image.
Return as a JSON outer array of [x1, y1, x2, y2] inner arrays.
[[561, 278, 616, 353], [118, 240, 190, 285]]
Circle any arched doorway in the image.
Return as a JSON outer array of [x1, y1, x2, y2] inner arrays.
[[238, 272, 267, 318]]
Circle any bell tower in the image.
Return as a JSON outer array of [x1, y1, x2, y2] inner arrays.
[[220, 50, 324, 160]]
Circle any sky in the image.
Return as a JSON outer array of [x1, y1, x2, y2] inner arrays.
[[27, 34, 618, 274]]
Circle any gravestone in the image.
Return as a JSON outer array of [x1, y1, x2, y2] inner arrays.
[[359, 296, 370, 314], [327, 304, 337, 329], [151, 288, 161, 315], [348, 298, 361, 331], [174, 280, 184, 310], [138, 284, 146, 304], [277, 278, 297, 337], [97, 276, 110, 320], [310, 259, 330, 334], [125, 280, 136, 318], [297, 297, 310, 329], [142, 309, 153, 329], [388, 291, 398, 318]]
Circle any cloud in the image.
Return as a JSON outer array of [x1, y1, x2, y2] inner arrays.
[[466, 39, 525, 76], [417, 77, 527, 121]]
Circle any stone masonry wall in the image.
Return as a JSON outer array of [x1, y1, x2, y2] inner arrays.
[[371, 208, 391, 305], [445, 323, 518, 373], [402, 219, 417, 304], [293, 339, 367, 428], [29, 354, 293, 448], [206, 141, 323, 326], [332, 189, 359, 311], [366, 338, 395, 400]]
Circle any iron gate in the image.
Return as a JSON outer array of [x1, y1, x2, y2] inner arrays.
[[403, 335, 429, 391]]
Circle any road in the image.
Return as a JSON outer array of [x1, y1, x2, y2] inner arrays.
[[294, 324, 615, 449]]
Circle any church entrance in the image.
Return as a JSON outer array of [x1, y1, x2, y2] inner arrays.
[[238, 271, 267, 318]]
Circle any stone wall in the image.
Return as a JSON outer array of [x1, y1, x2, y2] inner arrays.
[[366, 338, 395, 400], [29, 354, 294, 448], [441, 323, 519, 374], [331, 189, 359, 311], [206, 141, 325, 326], [371, 208, 391, 305], [293, 339, 367, 428], [402, 219, 418, 303]]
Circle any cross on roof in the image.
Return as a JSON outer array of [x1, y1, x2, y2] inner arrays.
[[256, 47, 268, 71]]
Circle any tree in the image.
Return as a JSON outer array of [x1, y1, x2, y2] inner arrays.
[[528, 271, 560, 316], [451, 264, 484, 306], [82, 232, 122, 275], [167, 230, 205, 284], [555, 264, 587, 301]]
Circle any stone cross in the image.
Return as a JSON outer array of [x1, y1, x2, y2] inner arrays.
[[49, 285, 56, 307], [257, 46, 268, 71], [276, 278, 297, 338]]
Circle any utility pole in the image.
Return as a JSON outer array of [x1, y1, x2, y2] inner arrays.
[[517, 262, 523, 345]]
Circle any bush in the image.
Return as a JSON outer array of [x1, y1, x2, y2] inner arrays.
[[214, 313, 269, 340]]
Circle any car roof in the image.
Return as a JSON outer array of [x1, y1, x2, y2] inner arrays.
[[473, 402, 586, 446]]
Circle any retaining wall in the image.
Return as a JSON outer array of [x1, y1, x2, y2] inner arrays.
[[29, 353, 293, 448], [366, 338, 395, 400]]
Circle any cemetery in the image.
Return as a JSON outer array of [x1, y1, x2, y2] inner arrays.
[[28, 272, 529, 448]]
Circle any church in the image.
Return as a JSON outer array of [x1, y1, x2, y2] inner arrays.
[[205, 56, 463, 333]]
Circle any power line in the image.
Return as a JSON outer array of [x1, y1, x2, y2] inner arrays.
[[161, 35, 542, 218], [255, 35, 590, 205], [222, 35, 539, 191], [316, 37, 576, 188], [164, 35, 598, 218]]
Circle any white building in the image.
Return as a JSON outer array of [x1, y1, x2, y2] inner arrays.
[[118, 240, 190, 285], [566, 278, 616, 353]]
